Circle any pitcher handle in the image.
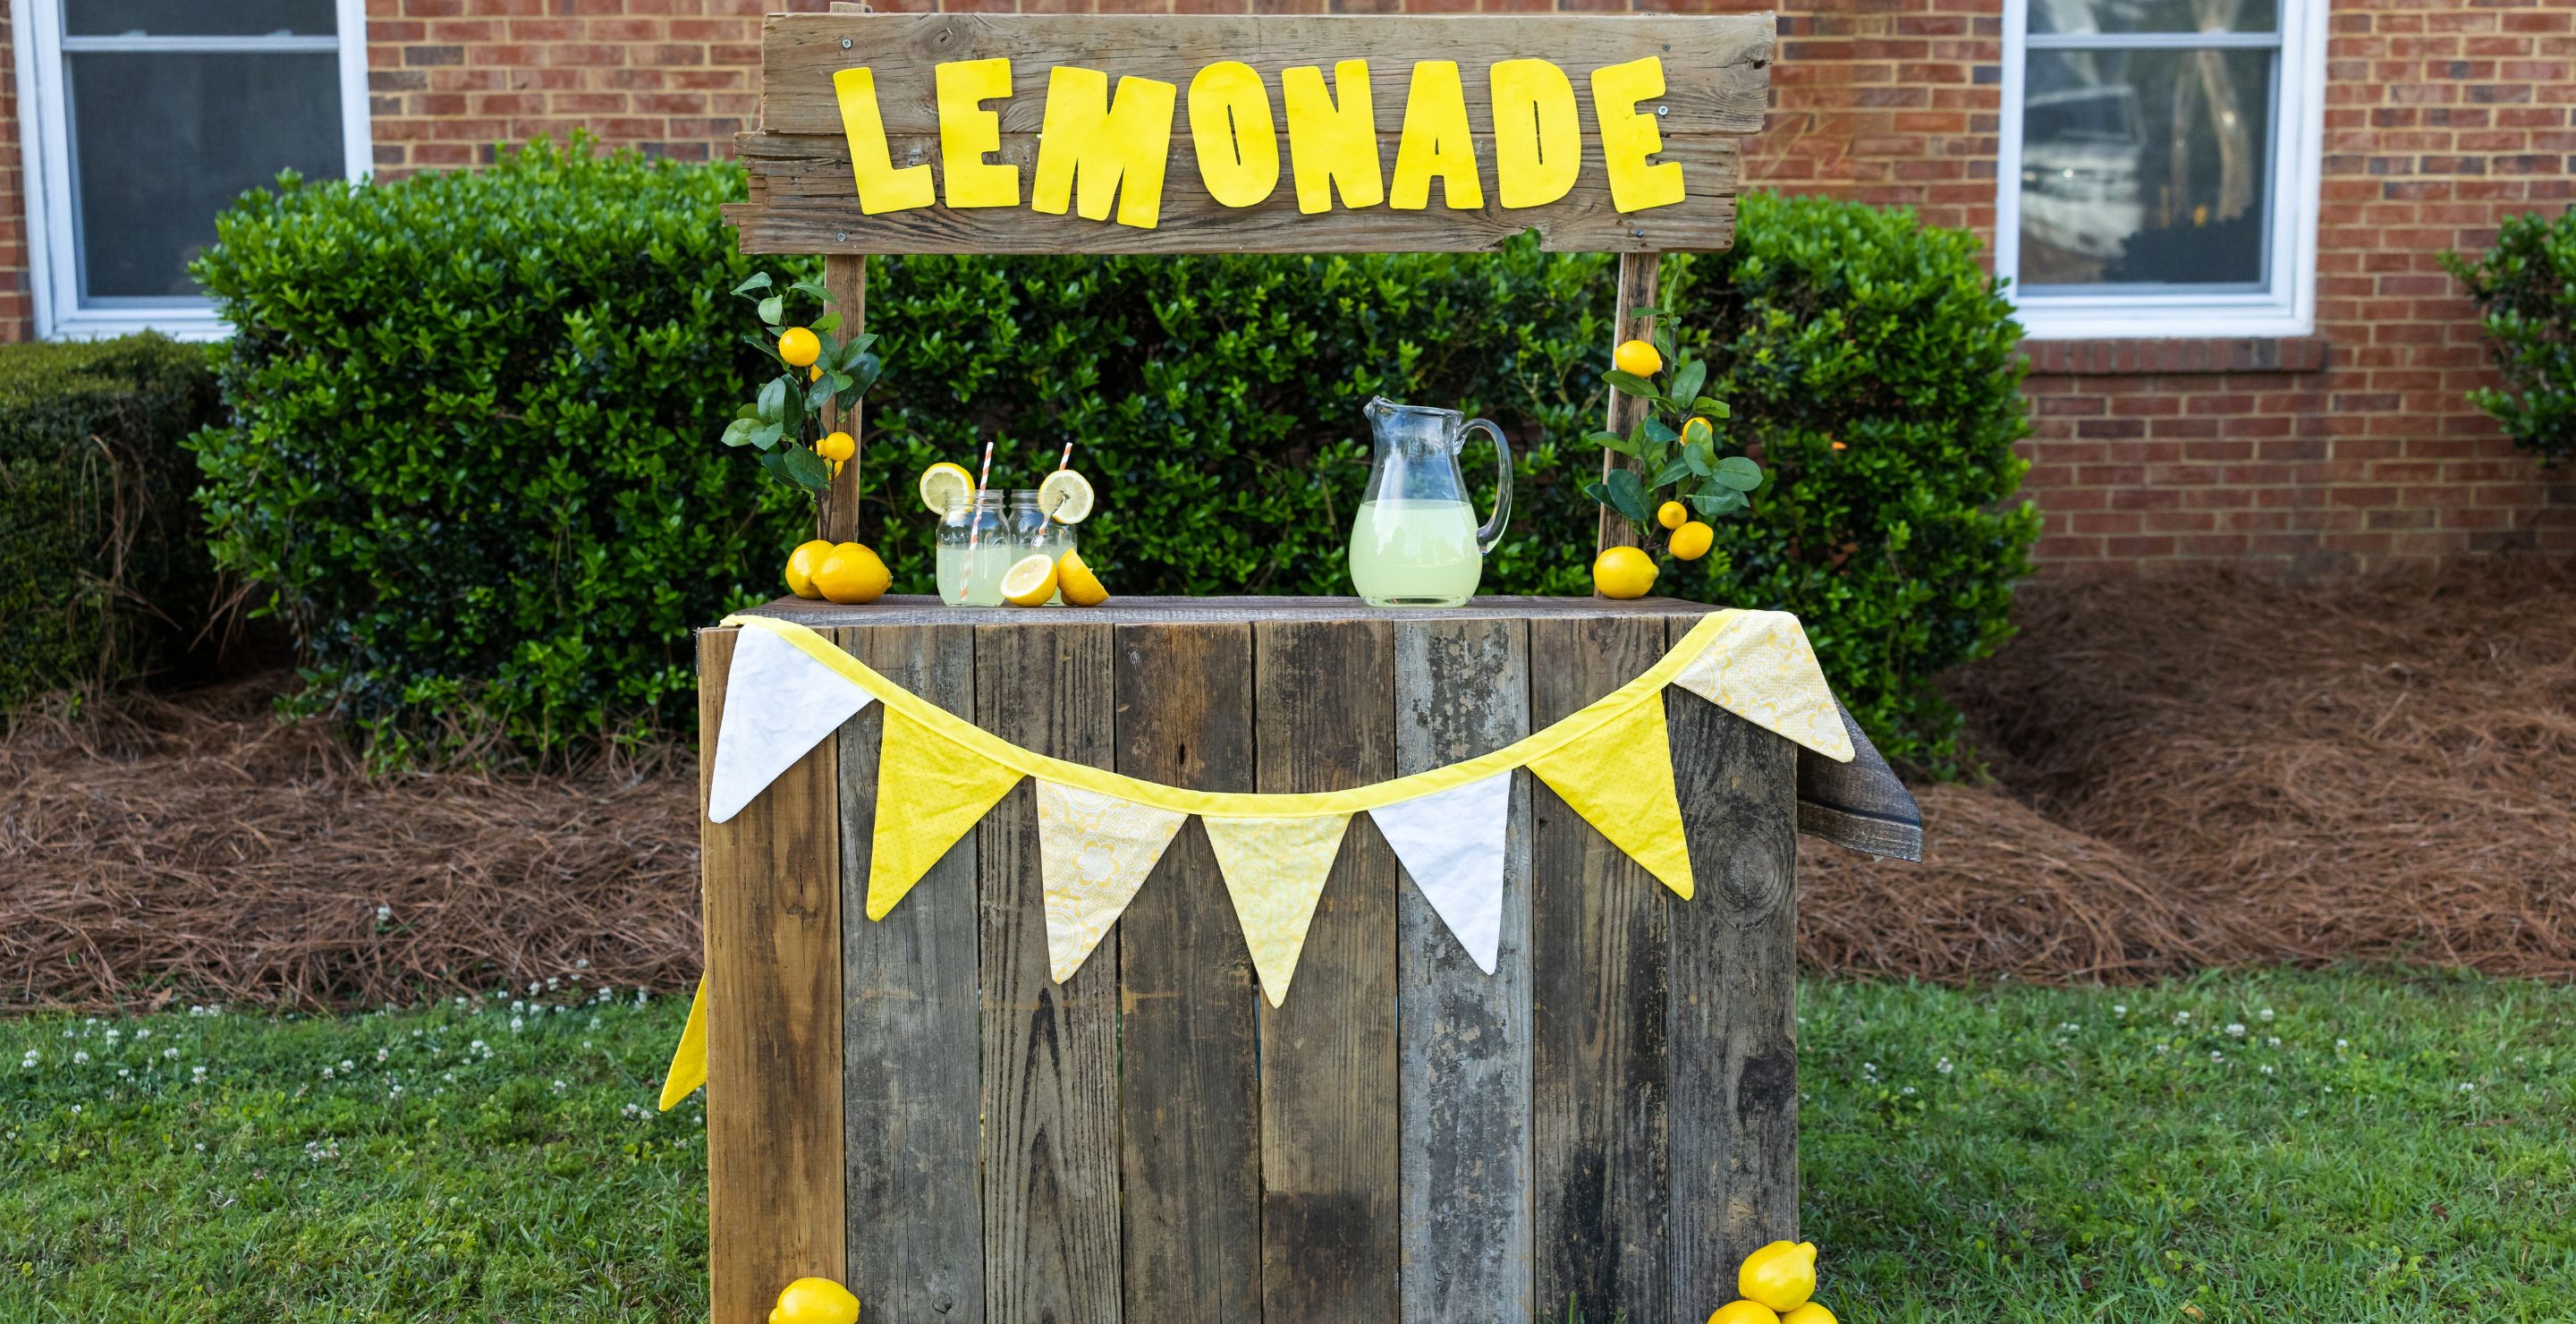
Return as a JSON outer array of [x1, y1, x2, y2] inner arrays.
[[1460, 418, 1513, 556]]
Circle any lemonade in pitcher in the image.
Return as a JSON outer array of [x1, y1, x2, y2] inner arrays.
[[1346, 397, 1513, 608]]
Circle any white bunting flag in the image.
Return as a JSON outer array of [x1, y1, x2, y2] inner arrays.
[[1368, 770, 1513, 973], [706, 625, 875, 823], [1037, 781, 1188, 983]]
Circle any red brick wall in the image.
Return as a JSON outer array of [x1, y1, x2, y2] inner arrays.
[[0, 4, 30, 344], [5, 0, 2572, 571]]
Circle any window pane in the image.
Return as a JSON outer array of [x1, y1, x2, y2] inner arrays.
[[2029, 0, 2278, 37], [2016, 47, 2274, 289], [67, 52, 344, 300], [66, 0, 337, 38]]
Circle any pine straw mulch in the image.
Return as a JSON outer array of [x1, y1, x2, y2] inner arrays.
[[5, 560, 2572, 1012]]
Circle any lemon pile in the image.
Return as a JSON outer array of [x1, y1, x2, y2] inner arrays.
[[785, 539, 890, 605], [1708, 1240, 1833, 1324]]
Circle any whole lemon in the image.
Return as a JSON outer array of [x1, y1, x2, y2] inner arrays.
[[784, 538, 835, 599], [818, 431, 856, 463], [1657, 500, 1687, 530], [777, 327, 822, 368], [1613, 337, 1663, 378], [1739, 1240, 1818, 1311], [1669, 520, 1715, 561], [1707, 1303, 1780, 1324], [1781, 1303, 1838, 1324], [811, 543, 891, 605], [1682, 415, 1716, 445], [1591, 545, 1658, 600], [773, 1276, 859, 1324]]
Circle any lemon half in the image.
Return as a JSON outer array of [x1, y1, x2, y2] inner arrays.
[[1000, 553, 1060, 607], [1056, 549, 1109, 607]]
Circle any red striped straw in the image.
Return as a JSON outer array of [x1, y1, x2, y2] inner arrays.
[[1033, 443, 1077, 537], [962, 440, 996, 562]]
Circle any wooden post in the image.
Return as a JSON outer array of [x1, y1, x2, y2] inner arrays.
[[1597, 251, 1662, 559], [818, 254, 865, 546]]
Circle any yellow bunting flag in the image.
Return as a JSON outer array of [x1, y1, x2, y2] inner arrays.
[[657, 978, 708, 1111], [1037, 781, 1188, 983], [1669, 610, 1856, 762], [867, 708, 1024, 921], [1527, 695, 1694, 899], [1203, 814, 1352, 1006]]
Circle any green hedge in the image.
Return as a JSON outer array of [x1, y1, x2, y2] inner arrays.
[[2445, 208, 2576, 463], [0, 334, 222, 710], [192, 140, 2033, 771]]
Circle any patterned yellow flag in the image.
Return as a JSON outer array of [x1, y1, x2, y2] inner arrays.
[[1669, 609, 1855, 761], [1527, 695, 1694, 899], [867, 708, 1023, 921], [1202, 814, 1352, 1007], [657, 978, 708, 1112], [1037, 781, 1188, 983]]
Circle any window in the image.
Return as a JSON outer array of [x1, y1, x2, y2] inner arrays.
[[11, 0, 371, 339], [1996, 0, 2326, 339]]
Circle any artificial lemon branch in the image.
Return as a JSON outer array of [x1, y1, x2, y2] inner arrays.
[[1583, 313, 1764, 568], [716, 271, 884, 522]]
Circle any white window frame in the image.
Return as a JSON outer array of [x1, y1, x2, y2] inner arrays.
[[1995, 0, 2328, 340], [10, 0, 373, 341]]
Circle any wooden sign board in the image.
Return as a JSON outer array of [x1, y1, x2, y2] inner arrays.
[[727, 13, 1775, 256]]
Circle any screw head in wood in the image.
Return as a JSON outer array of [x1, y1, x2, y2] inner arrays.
[[842, 38, 854, 49]]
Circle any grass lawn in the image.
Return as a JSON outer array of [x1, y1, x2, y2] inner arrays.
[[4, 967, 2571, 1322]]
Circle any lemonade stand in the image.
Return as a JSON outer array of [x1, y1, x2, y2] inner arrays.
[[683, 12, 1919, 1324]]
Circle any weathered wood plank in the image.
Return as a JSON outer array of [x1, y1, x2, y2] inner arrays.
[[746, 593, 1714, 628], [1255, 617, 1401, 1324], [840, 624, 984, 1324], [1530, 615, 1671, 1324], [1393, 618, 1534, 1324], [729, 134, 1739, 256], [701, 627, 846, 1324], [1597, 251, 1661, 556], [1664, 617, 1801, 1312], [758, 13, 1775, 138], [818, 254, 866, 544], [1114, 623, 1264, 1324], [977, 621, 1123, 1324]]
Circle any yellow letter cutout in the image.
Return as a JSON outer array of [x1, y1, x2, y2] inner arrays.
[[1281, 60, 1383, 215], [1389, 60, 1485, 211], [834, 67, 935, 215], [1188, 61, 1280, 208], [1033, 65, 1179, 229], [936, 58, 1020, 208], [1489, 58, 1580, 209], [1589, 56, 1686, 213]]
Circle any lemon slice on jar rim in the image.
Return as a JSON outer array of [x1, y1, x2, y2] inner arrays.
[[1037, 469, 1095, 524], [918, 462, 975, 515], [999, 553, 1060, 607]]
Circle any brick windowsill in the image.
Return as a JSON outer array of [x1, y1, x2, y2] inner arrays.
[[2021, 335, 2331, 377]]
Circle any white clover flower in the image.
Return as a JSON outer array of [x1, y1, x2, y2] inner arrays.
[[550, 1079, 568, 1093], [375, 1048, 389, 1063], [1936, 1057, 1953, 1074], [117, 1067, 131, 1078], [546, 978, 560, 991], [20, 1049, 37, 1067], [133, 1029, 149, 1040], [192, 1066, 208, 1083], [2057, 1023, 2080, 1034], [163, 1048, 179, 1060], [2267, 1037, 2281, 1048], [528, 981, 542, 996], [376, 904, 393, 921], [72, 1050, 89, 1065], [2173, 1011, 2191, 1024], [511, 1000, 527, 1014], [2335, 1039, 2349, 1051], [321, 1067, 335, 1079], [575, 958, 589, 970], [69, 1105, 80, 1114], [2258, 1007, 2275, 1022], [510, 1017, 524, 1033], [2259, 1065, 2275, 1075], [2210, 1050, 2224, 1062], [194, 1142, 206, 1151], [2226, 1023, 2247, 1038], [339, 1059, 354, 1072], [2458, 1082, 2476, 1093], [104, 1029, 121, 1042], [2112, 1005, 2128, 1016]]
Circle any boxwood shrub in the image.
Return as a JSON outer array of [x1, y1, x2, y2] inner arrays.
[[2445, 208, 2576, 463], [192, 140, 2032, 771], [0, 335, 222, 710]]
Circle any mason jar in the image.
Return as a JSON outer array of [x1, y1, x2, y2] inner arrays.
[[1010, 488, 1076, 606], [936, 492, 1012, 607]]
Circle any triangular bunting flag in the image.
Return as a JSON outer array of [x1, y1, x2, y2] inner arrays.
[[657, 978, 708, 1111], [1368, 770, 1513, 974], [706, 625, 876, 823], [867, 708, 1023, 921], [1202, 814, 1352, 1007], [1528, 696, 1695, 899], [1671, 610, 1856, 761], [1037, 781, 1187, 983]]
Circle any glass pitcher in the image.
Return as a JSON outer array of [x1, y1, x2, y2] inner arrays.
[[1348, 396, 1513, 608]]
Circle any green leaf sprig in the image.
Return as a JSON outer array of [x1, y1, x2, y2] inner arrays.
[[716, 272, 886, 512], [1580, 304, 1763, 547]]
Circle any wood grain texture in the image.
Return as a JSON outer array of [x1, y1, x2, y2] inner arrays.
[[1597, 251, 1662, 556], [758, 13, 1774, 138], [840, 624, 984, 1324], [729, 135, 1738, 256], [976, 621, 1124, 1324], [1529, 615, 1671, 1324], [1114, 623, 1264, 1324], [1663, 616, 1801, 1311], [818, 254, 866, 545], [1394, 618, 1534, 1324], [1255, 617, 1401, 1324], [700, 627, 846, 1324]]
